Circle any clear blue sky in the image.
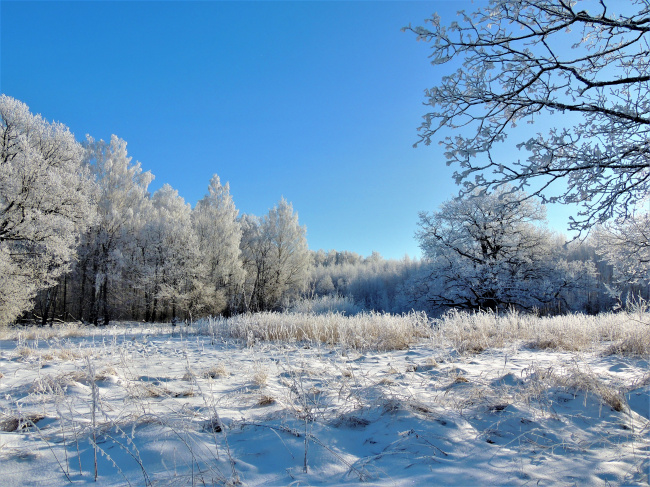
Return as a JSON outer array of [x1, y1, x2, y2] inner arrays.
[[1, 0, 577, 259]]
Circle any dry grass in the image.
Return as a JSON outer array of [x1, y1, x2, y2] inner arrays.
[[518, 362, 629, 412], [604, 327, 650, 356], [202, 363, 229, 379], [174, 389, 195, 398], [11, 345, 87, 363], [0, 321, 175, 342], [425, 357, 439, 367], [558, 364, 627, 412], [134, 383, 173, 398], [15, 346, 34, 358], [197, 311, 432, 351], [0, 322, 87, 341], [54, 348, 86, 361], [30, 371, 87, 394], [252, 363, 269, 387], [435, 309, 650, 356], [257, 395, 275, 406], [0, 413, 46, 432], [192, 308, 649, 355], [96, 365, 119, 380], [0, 310, 650, 366], [2, 307, 646, 357]]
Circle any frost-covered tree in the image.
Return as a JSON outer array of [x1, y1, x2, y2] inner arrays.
[[239, 213, 269, 311], [140, 184, 199, 321], [308, 251, 421, 313], [411, 189, 594, 313], [240, 198, 309, 311], [0, 95, 95, 325], [192, 175, 244, 316], [559, 237, 616, 313], [595, 211, 650, 298], [77, 135, 153, 325], [405, 0, 650, 232]]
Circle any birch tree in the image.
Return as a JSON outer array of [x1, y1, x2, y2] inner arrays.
[[240, 198, 309, 311], [192, 175, 244, 316], [0, 95, 94, 325], [78, 135, 153, 325], [142, 184, 199, 321], [405, 0, 649, 232]]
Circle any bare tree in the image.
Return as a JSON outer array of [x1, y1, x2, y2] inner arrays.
[[405, 0, 649, 232]]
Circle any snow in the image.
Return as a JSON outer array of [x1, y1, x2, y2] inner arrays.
[[0, 323, 648, 486]]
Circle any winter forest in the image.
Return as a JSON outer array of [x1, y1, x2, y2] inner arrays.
[[0, 91, 647, 327], [0, 86, 648, 327]]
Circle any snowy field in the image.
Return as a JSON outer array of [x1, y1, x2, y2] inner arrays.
[[0, 311, 648, 486]]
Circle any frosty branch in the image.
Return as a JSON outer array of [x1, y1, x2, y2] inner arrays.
[[405, 0, 650, 231]]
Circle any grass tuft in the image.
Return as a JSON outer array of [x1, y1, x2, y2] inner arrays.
[[257, 395, 275, 406], [203, 363, 229, 379], [0, 413, 46, 432]]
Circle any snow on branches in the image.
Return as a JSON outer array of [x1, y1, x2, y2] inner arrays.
[[413, 189, 594, 312], [405, 0, 650, 232], [0, 95, 95, 324]]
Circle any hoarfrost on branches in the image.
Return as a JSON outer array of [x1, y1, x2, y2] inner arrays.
[[595, 211, 650, 290], [240, 198, 309, 312], [144, 184, 200, 320], [192, 174, 245, 315], [77, 135, 153, 325], [405, 0, 650, 232], [0, 95, 95, 324], [411, 188, 594, 312]]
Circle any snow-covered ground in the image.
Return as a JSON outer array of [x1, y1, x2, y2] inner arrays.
[[0, 318, 648, 486]]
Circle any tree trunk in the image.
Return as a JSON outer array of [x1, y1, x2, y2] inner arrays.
[[102, 277, 109, 326], [89, 261, 98, 326], [79, 262, 87, 322], [144, 291, 151, 323], [62, 275, 67, 321], [151, 296, 158, 323], [41, 288, 52, 327], [49, 288, 58, 326]]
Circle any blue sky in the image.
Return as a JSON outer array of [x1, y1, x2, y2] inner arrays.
[[1, 0, 577, 259]]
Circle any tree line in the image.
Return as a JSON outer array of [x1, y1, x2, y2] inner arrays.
[[2, 90, 648, 326], [5, 1, 650, 324], [0, 97, 310, 325], [1, 91, 647, 326]]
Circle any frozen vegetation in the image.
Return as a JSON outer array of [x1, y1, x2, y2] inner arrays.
[[2, 93, 648, 329], [0, 309, 648, 486], [1, 1, 649, 484]]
